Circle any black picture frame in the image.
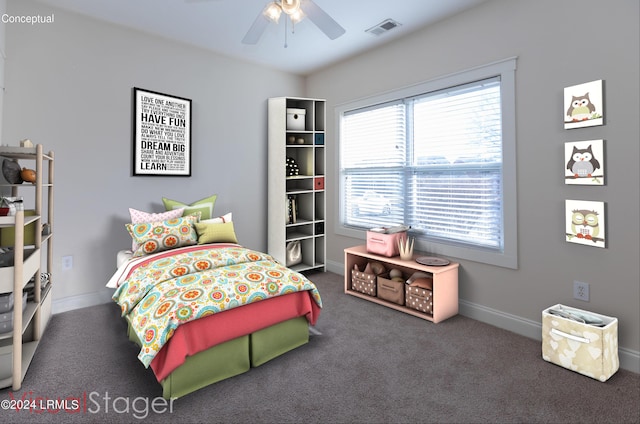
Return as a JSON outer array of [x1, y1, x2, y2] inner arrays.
[[132, 87, 192, 176]]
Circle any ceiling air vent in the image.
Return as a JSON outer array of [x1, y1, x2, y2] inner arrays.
[[365, 19, 402, 36]]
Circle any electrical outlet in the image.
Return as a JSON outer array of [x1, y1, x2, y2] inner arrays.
[[573, 280, 589, 301], [62, 255, 73, 271]]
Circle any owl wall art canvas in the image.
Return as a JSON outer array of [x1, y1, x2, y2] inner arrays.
[[564, 80, 604, 129], [565, 199, 606, 248], [565, 140, 605, 185]]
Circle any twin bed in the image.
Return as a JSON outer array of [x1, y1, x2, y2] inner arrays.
[[106, 208, 322, 399]]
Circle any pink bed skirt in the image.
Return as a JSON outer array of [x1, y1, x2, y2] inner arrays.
[[150, 291, 320, 381]]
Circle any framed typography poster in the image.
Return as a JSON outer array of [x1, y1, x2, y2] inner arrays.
[[133, 87, 192, 176]]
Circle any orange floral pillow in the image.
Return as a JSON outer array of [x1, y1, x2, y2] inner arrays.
[[126, 215, 198, 257], [128, 207, 185, 251]]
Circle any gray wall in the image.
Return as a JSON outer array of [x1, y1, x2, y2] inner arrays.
[[2, 1, 304, 305], [2, 0, 638, 370], [307, 0, 640, 364]]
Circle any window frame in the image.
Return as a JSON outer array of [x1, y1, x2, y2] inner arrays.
[[335, 58, 518, 269]]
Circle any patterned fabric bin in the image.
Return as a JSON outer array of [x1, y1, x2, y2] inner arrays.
[[542, 304, 618, 382], [377, 274, 404, 305], [351, 269, 377, 296], [405, 285, 433, 314]]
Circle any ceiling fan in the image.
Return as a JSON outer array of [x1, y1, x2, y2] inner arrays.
[[242, 0, 346, 45]]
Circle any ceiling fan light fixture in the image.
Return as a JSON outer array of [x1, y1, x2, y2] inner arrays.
[[280, 0, 301, 15], [244, 0, 346, 45], [263, 2, 282, 23], [289, 8, 305, 24]]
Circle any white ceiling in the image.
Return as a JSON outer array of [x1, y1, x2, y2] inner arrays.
[[34, 0, 487, 75]]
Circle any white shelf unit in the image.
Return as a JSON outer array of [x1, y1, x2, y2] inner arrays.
[[0, 144, 54, 391], [268, 97, 326, 272]]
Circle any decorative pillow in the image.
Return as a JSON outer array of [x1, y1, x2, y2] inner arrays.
[[199, 212, 232, 225], [126, 215, 198, 257], [128, 207, 185, 251], [194, 221, 238, 244], [162, 195, 217, 220]]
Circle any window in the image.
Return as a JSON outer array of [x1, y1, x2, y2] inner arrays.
[[337, 58, 517, 268]]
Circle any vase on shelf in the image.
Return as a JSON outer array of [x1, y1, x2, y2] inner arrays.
[[398, 236, 414, 261]]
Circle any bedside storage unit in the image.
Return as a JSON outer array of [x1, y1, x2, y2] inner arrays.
[[344, 245, 459, 323], [0, 144, 54, 391]]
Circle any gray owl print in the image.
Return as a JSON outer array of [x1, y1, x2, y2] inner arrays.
[[566, 145, 600, 178]]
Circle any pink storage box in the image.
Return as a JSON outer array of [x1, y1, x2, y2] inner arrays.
[[366, 231, 407, 257]]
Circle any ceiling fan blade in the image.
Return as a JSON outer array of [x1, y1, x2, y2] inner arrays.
[[242, 12, 270, 44], [301, 0, 346, 40]]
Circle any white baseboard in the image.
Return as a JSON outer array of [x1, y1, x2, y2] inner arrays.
[[52, 289, 113, 315], [329, 260, 639, 374], [459, 299, 640, 374], [326, 259, 343, 275]]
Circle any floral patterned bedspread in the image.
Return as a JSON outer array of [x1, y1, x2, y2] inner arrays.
[[112, 244, 322, 367]]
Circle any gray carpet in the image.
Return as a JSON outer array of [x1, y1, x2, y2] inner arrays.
[[1, 271, 638, 423]]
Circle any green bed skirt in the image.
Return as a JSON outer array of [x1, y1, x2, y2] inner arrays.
[[127, 316, 310, 399], [161, 334, 251, 399], [250, 313, 309, 367]]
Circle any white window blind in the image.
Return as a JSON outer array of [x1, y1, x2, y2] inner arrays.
[[341, 102, 407, 228], [340, 77, 504, 251]]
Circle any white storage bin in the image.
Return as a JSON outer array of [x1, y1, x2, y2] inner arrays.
[[0, 292, 14, 314], [542, 304, 618, 382], [0, 292, 27, 334], [286, 108, 306, 131], [0, 347, 11, 379], [0, 316, 15, 334]]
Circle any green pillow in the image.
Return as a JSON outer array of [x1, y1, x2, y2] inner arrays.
[[162, 195, 217, 220], [194, 221, 238, 244]]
